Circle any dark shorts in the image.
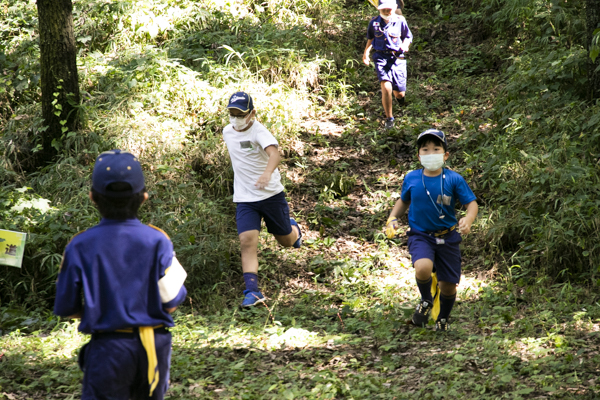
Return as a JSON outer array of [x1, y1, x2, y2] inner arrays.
[[236, 191, 293, 236], [79, 329, 172, 400], [407, 229, 462, 284], [373, 53, 407, 92]]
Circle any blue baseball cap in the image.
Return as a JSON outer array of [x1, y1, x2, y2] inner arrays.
[[417, 129, 448, 150], [378, 0, 397, 9], [92, 150, 145, 197], [227, 91, 254, 113]]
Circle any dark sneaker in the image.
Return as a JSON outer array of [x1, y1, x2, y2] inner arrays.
[[435, 318, 450, 332], [240, 290, 266, 308], [385, 117, 395, 130], [290, 218, 302, 248], [395, 96, 406, 107], [412, 300, 433, 327]]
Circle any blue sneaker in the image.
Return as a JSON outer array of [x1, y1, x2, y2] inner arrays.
[[385, 117, 395, 130], [240, 290, 266, 308], [290, 218, 302, 248]]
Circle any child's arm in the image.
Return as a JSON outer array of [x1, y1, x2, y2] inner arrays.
[[255, 145, 280, 189], [363, 39, 373, 66], [389, 197, 410, 220], [385, 198, 410, 238], [458, 200, 478, 234]]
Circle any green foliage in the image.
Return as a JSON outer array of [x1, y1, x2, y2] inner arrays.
[[478, 0, 586, 48]]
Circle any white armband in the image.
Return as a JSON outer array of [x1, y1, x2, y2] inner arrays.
[[158, 255, 187, 303]]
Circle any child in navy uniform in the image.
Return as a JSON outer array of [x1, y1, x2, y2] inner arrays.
[[54, 150, 187, 399], [223, 91, 302, 308], [362, 0, 413, 130], [385, 130, 478, 331]]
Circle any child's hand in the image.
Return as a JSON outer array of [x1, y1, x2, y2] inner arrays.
[[400, 42, 410, 53], [362, 55, 370, 66], [255, 173, 270, 190], [385, 217, 399, 239], [458, 217, 472, 234]]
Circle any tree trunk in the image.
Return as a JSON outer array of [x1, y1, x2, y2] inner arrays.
[[36, 0, 80, 165], [587, 0, 600, 99]]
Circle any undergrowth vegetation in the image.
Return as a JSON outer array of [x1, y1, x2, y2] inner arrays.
[[0, 0, 362, 308], [1, 0, 600, 397]]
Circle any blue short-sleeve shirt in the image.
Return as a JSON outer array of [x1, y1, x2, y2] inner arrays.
[[367, 15, 413, 52], [54, 218, 187, 333], [401, 169, 476, 233]]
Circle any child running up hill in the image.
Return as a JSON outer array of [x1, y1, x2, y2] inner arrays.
[[385, 129, 478, 331], [223, 91, 302, 308]]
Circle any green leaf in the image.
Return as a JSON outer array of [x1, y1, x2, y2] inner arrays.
[[51, 138, 62, 151], [453, 354, 465, 361], [515, 388, 535, 394]]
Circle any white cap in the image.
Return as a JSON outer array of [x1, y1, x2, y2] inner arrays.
[[378, 0, 397, 9]]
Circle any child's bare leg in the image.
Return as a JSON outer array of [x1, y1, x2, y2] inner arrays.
[[239, 230, 260, 274], [414, 258, 433, 280], [381, 80, 394, 118], [273, 225, 300, 247], [439, 281, 457, 296], [393, 90, 405, 99]]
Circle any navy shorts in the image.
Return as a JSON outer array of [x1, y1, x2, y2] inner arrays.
[[407, 229, 462, 284], [373, 53, 407, 92], [236, 191, 293, 236], [79, 329, 172, 400]]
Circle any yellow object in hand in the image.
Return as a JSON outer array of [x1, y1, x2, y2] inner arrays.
[[385, 217, 398, 239]]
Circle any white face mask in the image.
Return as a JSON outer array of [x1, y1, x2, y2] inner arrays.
[[230, 114, 251, 131], [380, 12, 391, 21], [420, 153, 445, 171]]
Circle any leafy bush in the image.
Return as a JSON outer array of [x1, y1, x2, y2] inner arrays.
[[0, 0, 360, 307]]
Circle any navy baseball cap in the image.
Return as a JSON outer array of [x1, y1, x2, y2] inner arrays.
[[227, 91, 254, 113], [92, 150, 145, 197], [417, 129, 448, 150], [378, 0, 397, 9]]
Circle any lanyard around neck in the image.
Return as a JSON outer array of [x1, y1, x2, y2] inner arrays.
[[422, 168, 446, 219]]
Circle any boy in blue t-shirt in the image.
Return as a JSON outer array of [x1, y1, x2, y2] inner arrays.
[[385, 129, 478, 331], [363, 0, 413, 130], [54, 150, 187, 399]]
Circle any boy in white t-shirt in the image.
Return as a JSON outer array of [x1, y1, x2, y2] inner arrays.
[[223, 91, 302, 308]]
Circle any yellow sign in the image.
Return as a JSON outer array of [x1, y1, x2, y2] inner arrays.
[[0, 229, 27, 268]]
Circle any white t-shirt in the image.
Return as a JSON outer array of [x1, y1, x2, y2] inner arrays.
[[222, 121, 284, 203]]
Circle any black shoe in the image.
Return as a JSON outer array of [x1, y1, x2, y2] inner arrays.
[[412, 300, 432, 327], [435, 318, 450, 332]]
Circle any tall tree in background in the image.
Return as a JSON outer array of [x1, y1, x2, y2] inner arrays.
[[36, 0, 80, 165], [587, 0, 600, 99]]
